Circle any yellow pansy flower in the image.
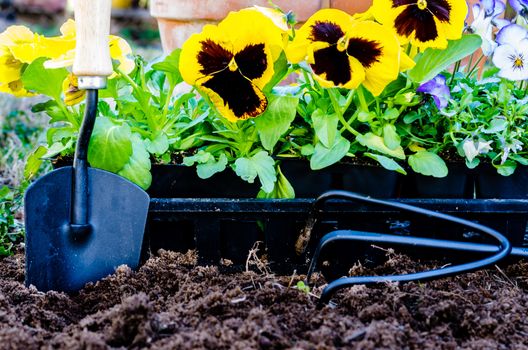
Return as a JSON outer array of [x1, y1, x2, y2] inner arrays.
[[179, 8, 285, 122], [62, 73, 85, 106], [44, 19, 134, 75], [0, 25, 42, 96], [287, 9, 402, 96], [371, 0, 468, 49]]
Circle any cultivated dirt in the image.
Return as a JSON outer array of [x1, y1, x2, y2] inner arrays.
[[1, 247, 528, 349]]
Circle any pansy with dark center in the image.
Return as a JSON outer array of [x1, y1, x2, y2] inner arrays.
[[373, 0, 467, 49], [179, 9, 284, 122], [287, 9, 402, 96]]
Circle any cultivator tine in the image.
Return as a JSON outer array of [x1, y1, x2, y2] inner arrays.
[[305, 191, 512, 304]]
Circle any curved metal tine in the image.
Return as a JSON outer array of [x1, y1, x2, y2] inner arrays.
[[305, 191, 512, 304], [306, 230, 503, 284]]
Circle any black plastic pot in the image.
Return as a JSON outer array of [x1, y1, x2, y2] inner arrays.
[[475, 165, 528, 199], [401, 162, 473, 198], [148, 164, 260, 198], [280, 159, 399, 198]]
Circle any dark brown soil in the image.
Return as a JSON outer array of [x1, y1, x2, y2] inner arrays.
[[1, 247, 528, 350]]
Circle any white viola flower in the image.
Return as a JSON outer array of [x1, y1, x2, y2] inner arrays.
[[501, 139, 523, 164], [492, 24, 528, 80], [463, 139, 493, 162], [470, 0, 506, 55]]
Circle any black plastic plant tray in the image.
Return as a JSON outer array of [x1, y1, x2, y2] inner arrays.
[[143, 198, 528, 273]]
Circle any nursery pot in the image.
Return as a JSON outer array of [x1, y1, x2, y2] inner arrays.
[[475, 164, 528, 199], [401, 162, 474, 199]]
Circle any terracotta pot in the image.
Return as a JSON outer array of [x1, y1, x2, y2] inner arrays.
[[151, 0, 482, 53], [150, 0, 373, 53], [13, 0, 66, 12]]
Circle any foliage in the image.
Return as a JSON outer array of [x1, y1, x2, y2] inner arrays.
[[0, 186, 24, 256]]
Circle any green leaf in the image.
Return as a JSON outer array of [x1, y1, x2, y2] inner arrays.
[[365, 153, 407, 175], [296, 281, 311, 294], [408, 35, 482, 83], [408, 151, 448, 177], [301, 144, 315, 156], [510, 154, 528, 166], [88, 116, 133, 173], [358, 110, 375, 122], [382, 108, 400, 120], [257, 166, 295, 199], [357, 133, 405, 159], [41, 140, 73, 159], [24, 146, 47, 179], [118, 134, 152, 190], [234, 151, 277, 193], [197, 153, 228, 179], [310, 135, 350, 170], [151, 49, 183, 87], [311, 109, 338, 148], [183, 150, 213, 166], [466, 157, 480, 169], [255, 95, 299, 151], [145, 132, 169, 156], [497, 162, 516, 176], [184, 151, 228, 179], [32, 100, 69, 123], [383, 124, 401, 150], [21, 57, 68, 101], [263, 51, 289, 93], [483, 118, 507, 134]]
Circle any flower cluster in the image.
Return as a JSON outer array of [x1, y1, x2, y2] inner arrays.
[[3, 0, 528, 198], [0, 20, 133, 103]]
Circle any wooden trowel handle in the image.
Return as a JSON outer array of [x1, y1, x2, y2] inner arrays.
[[72, 0, 113, 89]]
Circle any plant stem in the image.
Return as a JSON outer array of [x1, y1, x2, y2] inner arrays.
[[162, 83, 176, 122], [56, 100, 79, 129], [328, 88, 359, 136], [356, 86, 369, 112], [117, 68, 141, 92], [450, 60, 461, 85], [467, 54, 485, 79]]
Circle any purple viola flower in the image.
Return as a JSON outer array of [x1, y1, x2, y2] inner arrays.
[[509, 0, 528, 14], [417, 75, 451, 110]]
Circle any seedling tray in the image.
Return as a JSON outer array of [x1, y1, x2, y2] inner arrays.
[[143, 197, 528, 273]]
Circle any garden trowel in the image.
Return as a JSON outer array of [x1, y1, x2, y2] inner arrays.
[[24, 0, 149, 293]]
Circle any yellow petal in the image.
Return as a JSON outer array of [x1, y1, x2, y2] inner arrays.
[[219, 8, 284, 62], [62, 73, 85, 105], [347, 21, 401, 96], [0, 25, 34, 47], [180, 24, 231, 86], [109, 35, 135, 74], [440, 0, 468, 41], [0, 79, 34, 97], [399, 50, 415, 72], [252, 6, 289, 31], [44, 50, 75, 69], [288, 8, 355, 64], [60, 19, 76, 39], [0, 53, 23, 83]]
